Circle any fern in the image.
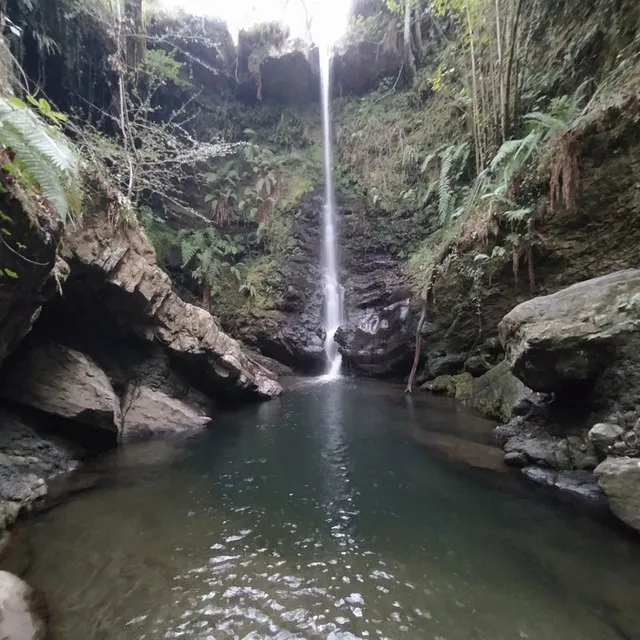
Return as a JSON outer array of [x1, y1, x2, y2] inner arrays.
[[437, 146, 454, 225], [0, 97, 80, 221]]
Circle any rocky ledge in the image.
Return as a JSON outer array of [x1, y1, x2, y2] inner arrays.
[[493, 270, 639, 528]]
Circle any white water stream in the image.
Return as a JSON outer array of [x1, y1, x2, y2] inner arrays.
[[319, 43, 344, 378]]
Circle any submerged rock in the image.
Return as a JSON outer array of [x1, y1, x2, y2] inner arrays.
[[0, 571, 47, 640], [499, 269, 640, 393], [594, 457, 640, 533], [0, 342, 120, 432], [521, 467, 606, 505]]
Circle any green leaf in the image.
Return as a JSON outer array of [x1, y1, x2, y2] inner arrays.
[[3, 268, 18, 279], [7, 96, 27, 110]]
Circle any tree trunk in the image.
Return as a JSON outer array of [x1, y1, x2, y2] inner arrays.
[[403, 0, 416, 86], [504, 0, 524, 137], [124, 0, 146, 71], [405, 294, 427, 394], [412, 8, 427, 62]]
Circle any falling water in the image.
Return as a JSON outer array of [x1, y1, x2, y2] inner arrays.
[[319, 43, 344, 378]]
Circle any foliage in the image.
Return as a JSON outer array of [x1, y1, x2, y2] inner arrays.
[[178, 227, 245, 305], [0, 95, 81, 221]]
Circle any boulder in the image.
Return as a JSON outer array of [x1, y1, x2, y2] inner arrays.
[[588, 423, 625, 457], [426, 352, 467, 379], [421, 372, 472, 399], [0, 343, 119, 431], [594, 457, 640, 533], [464, 354, 493, 377], [64, 196, 282, 400], [336, 298, 414, 377], [120, 383, 211, 443], [499, 269, 640, 392], [0, 571, 46, 640], [466, 360, 538, 422], [0, 409, 79, 530]]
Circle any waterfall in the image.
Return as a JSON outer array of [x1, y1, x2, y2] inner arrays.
[[319, 43, 344, 378]]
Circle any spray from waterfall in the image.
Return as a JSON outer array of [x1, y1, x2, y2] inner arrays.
[[319, 43, 344, 378]]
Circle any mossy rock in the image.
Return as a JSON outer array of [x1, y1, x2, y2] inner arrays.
[[421, 372, 473, 400]]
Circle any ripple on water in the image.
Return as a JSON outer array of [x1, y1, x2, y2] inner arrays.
[[22, 380, 640, 640]]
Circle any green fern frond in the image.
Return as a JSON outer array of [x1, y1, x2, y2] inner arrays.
[[0, 97, 80, 221]]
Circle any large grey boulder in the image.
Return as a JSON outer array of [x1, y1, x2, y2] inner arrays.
[[594, 457, 640, 533], [466, 360, 538, 422], [120, 383, 212, 443], [499, 269, 640, 392], [0, 571, 46, 640], [0, 343, 119, 431]]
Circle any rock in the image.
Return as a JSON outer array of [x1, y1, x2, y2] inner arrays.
[[499, 269, 640, 392], [594, 457, 640, 532], [588, 423, 624, 456], [333, 40, 402, 96], [421, 372, 472, 399], [64, 194, 282, 400], [427, 352, 467, 378], [0, 342, 120, 431], [0, 409, 79, 530], [336, 298, 414, 377], [0, 176, 68, 369], [120, 383, 211, 442], [464, 354, 493, 377], [0, 571, 46, 640], [522, 467, 606, 505], [466, 361, 539, 422], [504, 450, 527, 467]]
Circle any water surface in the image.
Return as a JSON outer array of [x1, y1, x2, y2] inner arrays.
[[27, 379, 640, 639]]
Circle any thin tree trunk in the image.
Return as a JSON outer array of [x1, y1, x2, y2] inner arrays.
[[504, 0, 524, 137], [466, 3, 483, 170], [495, 0, 506, 141], [405, 293, 427, 394], [403, 0, 416, 86], [412, 8, 427, 61]]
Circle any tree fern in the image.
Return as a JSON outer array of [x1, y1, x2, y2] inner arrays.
[[0, 97, 80, 221], [437, 146, 454, 225]]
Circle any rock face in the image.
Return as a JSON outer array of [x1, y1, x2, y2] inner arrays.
[[0, 174, 67, 369], [0, 571, 47, 640], [594, 457, 640, 532], [0, 409, 78, 530], [0, 342, 120, 432], [64, 198, 282, 401], [499, 269, 640, 393]]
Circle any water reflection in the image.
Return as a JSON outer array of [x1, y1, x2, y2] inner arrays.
[[24, 379, 640, 640]]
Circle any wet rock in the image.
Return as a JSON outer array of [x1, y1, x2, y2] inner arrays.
[[504, 451, 527, 467], [336, 298, 414, 377], [64, 195, 282, 400], [421, 372, 472, 399], [499, 269, 640, 393], [522, 467, 606, 505], [0, 571, 47, 640], [0, 342, 120, 431], [0, 529, 31, 578], [588, 423, 624, 457], [120, 383, 212, 442], [261, 51, 318, 105], [0, 409, 79, 530], [466, 360, 539, 422], [594, 457, 640, 532]]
